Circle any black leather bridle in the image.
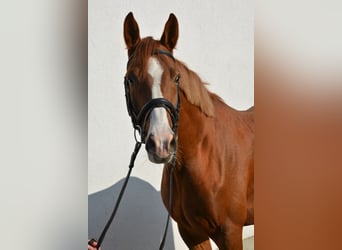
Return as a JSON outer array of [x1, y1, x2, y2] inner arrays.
[[89, 50, 181, 250], [124, 49, 181, 143]]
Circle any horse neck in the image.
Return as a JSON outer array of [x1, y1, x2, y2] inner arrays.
[[174, 62, 242, 163], [178, 92, 209, 136], [175, 64, 216, 158]]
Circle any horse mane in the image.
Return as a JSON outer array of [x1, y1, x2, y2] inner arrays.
[[127, 37, 159, 75], [128, 37, 217, 117], [175, 62, 216, 117]]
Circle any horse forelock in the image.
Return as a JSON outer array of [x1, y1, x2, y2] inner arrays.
[[127, 37, 160, 75]]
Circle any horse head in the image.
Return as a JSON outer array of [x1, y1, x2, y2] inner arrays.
[[123, 12, 180, 164]]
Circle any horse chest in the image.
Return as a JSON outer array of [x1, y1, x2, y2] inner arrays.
[[162, 168, 219, 233]]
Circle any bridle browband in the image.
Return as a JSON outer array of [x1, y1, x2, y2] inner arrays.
[[124, 49, 181, 143], [89, 50, 181, 250]]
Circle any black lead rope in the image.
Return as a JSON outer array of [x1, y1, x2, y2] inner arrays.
[[89, 141, 142, 249], [158, 164, 174, 250], [89, 142, 175, 250]]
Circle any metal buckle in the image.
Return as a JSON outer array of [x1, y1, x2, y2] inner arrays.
[[134, 125, 143, 144]]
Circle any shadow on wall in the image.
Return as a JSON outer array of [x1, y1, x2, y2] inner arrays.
[[89, 177, 175, 250]]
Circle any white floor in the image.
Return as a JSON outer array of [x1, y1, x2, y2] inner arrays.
[[243, 226, 254, 250], [243, 236, 254, 250], [211, 225, 254, 250]]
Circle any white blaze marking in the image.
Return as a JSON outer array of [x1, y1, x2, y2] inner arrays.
[[147, 57, 173, 140]]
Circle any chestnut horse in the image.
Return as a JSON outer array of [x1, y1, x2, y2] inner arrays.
[[123, 12, 254, 250]]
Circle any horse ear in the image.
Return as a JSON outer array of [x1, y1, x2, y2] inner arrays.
[[160, 13, 179, 52], [124, 12, 141, 54]]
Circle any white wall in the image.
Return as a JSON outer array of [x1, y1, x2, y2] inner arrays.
[[89, 0, 254, 249]]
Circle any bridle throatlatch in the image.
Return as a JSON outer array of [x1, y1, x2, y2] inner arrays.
[[89, 50, 180, 250]]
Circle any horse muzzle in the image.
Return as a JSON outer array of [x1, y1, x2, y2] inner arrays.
[[145, 132, 176, 164]]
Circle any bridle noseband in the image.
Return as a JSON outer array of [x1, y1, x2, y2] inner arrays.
[[124, 50, 181, 143]]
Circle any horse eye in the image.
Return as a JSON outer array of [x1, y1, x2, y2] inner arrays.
[[127, 78, 133, 85], [126, 74, 136, 85]]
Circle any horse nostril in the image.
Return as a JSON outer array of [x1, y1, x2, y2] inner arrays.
[[146, 135, 156, 152]]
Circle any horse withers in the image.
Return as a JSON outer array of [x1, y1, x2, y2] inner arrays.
[[123, 12, 254, 250]]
